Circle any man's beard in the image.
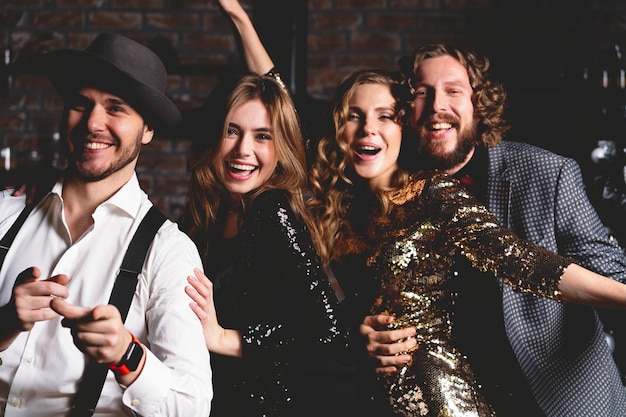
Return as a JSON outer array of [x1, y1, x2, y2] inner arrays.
[[417, 121, 477, 171], [68, 131, 142, 182]]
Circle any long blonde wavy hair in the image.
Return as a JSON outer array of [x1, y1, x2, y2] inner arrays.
[[308, 69, 414, 266], [180, 73, 317, 262]]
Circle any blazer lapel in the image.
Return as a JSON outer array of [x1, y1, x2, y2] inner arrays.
[[486, 145, 512, 228]]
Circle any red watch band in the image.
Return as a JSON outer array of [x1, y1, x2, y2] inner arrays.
[[108, 333, 142, 376]]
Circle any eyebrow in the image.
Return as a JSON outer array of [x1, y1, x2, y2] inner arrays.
[[443, 80, 468, 88], [73, 94, 130, 107], [415, 80, 466, 89], [228, 122, 273, 133], [105, 97, 130, 106], [348, 105, 395, 112]]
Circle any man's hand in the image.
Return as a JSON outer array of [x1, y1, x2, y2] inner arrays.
[[0, 267, 69, 350], [50, 299, 132, 366], [360, 314, 418, 375]]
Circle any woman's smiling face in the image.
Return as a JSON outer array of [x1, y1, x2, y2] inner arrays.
[[218, 98, 278, 196], [342, 82, 402, 189]]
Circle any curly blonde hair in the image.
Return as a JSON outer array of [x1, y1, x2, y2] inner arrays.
[[407, 43, 510, 147], [308, 69, 413, 266]]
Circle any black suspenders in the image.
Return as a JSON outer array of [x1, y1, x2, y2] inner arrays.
[[0, 200, 167, 417], [0, 202, 38, 269]]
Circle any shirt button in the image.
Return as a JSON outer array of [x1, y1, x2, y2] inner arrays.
[[11, 398, 21, 407], [131, 399, 140, 407], [26, 357, 34, 364]]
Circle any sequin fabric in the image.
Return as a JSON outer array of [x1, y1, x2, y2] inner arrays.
[[206, 189, 348, 416], [332, 172, 573, 417]]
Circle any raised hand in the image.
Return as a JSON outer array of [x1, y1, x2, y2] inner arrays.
[[216, 0, 274, 75]]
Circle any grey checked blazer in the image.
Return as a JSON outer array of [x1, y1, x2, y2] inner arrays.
[[487, 141, 626, 416]]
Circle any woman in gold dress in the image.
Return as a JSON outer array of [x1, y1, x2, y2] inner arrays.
[[307, 68, 626, 417]]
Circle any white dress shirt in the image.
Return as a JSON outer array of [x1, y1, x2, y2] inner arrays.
[[0, 174, 212, 417]]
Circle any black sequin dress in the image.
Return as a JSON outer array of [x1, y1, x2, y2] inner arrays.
[[205, 189, 349, 417], [332, 172, 573, 417]]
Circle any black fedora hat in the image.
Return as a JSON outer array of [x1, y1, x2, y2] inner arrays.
[[41, 32, 182, 130]]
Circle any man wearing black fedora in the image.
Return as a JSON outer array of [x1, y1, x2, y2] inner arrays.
[[0, 33, 212, 416]]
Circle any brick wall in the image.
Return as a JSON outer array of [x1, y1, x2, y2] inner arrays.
[[1, 0, 625, 219]]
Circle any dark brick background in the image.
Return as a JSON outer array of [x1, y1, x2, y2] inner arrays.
[[1, 0, 625, 220]]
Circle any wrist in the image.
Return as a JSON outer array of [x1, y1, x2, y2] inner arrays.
[[108, 332, 144, 375], [224, 3, 247, 20]]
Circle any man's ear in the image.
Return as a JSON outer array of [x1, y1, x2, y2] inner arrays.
[[142, 123, 155, 145]]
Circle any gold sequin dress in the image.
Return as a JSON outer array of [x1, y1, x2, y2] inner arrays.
[[332, 172, 573, 417]]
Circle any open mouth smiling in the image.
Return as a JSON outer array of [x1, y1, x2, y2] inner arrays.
[[227, 161, 258, 173], [84, 141, 113, 150], [356, 145, 381, 156], [426, 122, 453, 132]]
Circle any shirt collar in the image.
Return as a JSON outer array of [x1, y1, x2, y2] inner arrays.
[[52, 173, 144, 219], [456, 146, 486, 182], [454, 145, 488, 204]]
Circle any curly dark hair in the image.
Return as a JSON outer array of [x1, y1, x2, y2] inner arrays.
[[405, 43, 510, 147]]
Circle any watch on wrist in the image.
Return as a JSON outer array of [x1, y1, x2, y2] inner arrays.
[[108, 333, 143, 376]]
